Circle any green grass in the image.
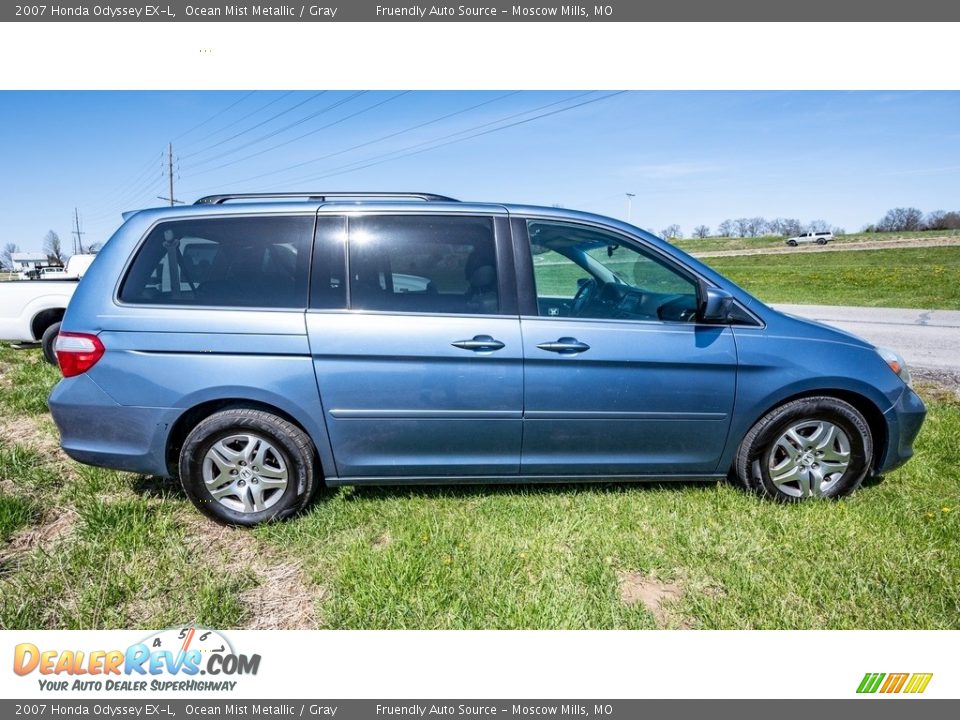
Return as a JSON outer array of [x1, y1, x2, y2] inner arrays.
[[672, 228, 960, 254], [705, 246, 960, 309], [0, 346, 62, 415], [0, 344, 958, 629], [0, 494, 37, 542]]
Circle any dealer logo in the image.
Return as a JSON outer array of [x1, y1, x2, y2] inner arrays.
[[13, 626, 260, 693]]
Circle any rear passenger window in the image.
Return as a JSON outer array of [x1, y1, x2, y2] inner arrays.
[[348, 215, 499, 315], [119, 216, 314, 308]]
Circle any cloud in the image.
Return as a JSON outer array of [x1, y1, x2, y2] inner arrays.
[[621, 161, 720, 180]]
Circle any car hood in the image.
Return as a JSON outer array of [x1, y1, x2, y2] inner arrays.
[[757, 305, 876, 349]]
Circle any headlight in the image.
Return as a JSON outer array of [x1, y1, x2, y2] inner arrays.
[[876, 346, 913, 387]]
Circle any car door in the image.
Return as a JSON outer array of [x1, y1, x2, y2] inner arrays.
[[306, 212, 523, 479], [513, 217, 738, 477]]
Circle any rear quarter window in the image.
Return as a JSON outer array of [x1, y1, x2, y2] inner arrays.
[[119, 215, 314, 309]]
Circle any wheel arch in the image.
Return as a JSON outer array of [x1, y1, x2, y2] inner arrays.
[[165, 398, 327, 478], [736, 388, 888, 473], [31, 307, 65, 341]]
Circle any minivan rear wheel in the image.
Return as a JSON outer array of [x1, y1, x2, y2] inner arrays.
[[734, 397, 873, 501], [179, 408, 318, 526]]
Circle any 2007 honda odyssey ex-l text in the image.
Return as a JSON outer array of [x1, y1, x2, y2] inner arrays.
[[48, 192, 926, 525]]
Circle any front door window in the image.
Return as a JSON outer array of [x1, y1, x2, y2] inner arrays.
[[527, 220, 699, 323]]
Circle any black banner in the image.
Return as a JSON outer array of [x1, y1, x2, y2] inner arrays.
[[4, 0, 959, 22]]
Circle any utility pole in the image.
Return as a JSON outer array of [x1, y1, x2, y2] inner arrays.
[[157, 142, 183, 206], [625, 192, 636, 223], [72, 208, 85, 254]]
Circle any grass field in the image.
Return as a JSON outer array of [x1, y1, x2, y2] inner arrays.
[[703, 246, 960, 309], [0, 345, 957, 630]]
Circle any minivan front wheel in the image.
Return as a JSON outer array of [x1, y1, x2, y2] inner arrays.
[[735, 397, 873, 501], [179, 408, 318, 526]]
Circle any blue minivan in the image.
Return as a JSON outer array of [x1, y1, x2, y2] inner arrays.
[[48, 192, 926, 525]]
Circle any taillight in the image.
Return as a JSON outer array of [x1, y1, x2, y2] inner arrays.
[[55, 332, 105, 378]]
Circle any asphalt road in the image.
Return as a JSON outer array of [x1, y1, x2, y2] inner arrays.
[[773, 304, 960, 372]]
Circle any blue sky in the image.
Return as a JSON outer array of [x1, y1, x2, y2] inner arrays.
[[2, 90, 959, 254]]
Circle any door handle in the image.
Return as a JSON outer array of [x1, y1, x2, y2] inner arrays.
[[536, 337, 591, 354], [451, 335, 506, 352]]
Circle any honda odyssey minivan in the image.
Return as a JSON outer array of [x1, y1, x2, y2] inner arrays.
[[48, 192, 926, 525]]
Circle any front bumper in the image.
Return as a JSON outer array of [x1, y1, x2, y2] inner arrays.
[[877, 385, 927, 474], [48, 374, 177, 477]]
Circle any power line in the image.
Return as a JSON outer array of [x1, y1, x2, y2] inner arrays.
[[192, 91, 521, 180], [180, 91, 326, 161], [184, 91, 370, 172], [80, 150, 164, 214], [172, 90, 257, 141], [286, 91, 627, 187], [180, 91, 412, 195], [218, 91, 591, 191], [179, 91, 294, 156]]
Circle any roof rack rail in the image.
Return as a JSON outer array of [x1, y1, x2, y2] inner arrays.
[[194, 192, 459, 205]]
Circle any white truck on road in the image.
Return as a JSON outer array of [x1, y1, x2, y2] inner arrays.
[[0, 253, 97, 364], [785, 231, 834, 246]]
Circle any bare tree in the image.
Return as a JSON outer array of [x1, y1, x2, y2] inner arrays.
[[925, 210, 947, 231], [661, 224, 682, 240], [1, 242, 19, 270], [747, 217, 768, 237], [717, 219, 734, 237], [44, 230, 66, 266], [693, 224, 710, 239], [734, 218, 750, 238], [878, 207, 924, 232], [781, 218, 803, 237], [941, 211, 960, 230], [806, 219, 831, 233]]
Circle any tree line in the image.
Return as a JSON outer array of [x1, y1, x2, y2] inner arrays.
[[660, 207, 960, 240]]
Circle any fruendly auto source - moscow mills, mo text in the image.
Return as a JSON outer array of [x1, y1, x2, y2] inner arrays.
[[30, 4, 613, 19]]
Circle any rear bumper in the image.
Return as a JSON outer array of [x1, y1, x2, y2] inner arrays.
[[48, 375, 176, 477], [877, 385, 927, 474]]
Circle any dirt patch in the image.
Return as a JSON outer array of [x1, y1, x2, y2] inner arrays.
[[372, 532, 392, 550], [691, 235, 960, 259], [0, 507, 77, 567], [617, 570, 689, 628], [184, 518, 323, 629]]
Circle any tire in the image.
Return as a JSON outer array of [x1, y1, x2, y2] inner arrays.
[[179, 408, 319, 526], [734, 396, 873, 502], [817, 238, 828, 245], [787, 240, 798, 247], [41, 322, 61, 366]]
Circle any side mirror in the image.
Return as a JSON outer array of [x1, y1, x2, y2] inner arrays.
[[699, 285, 735, 322]]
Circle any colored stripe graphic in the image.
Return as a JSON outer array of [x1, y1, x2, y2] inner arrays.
[[857, 673, 885, 693], [881, 673, 909, 693], [857, 672, 932, 694], [904, 673, 933, 694]]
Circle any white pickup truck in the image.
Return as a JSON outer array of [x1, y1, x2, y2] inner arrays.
[[0, 253, 97, 364]]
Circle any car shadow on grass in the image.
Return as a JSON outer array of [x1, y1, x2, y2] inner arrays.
[[129, 474, 721, 506], [334, 478, 721, 503], [131, 474, 186, 500]]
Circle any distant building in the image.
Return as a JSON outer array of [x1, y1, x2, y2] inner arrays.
[[10, 252, 54, 273]]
